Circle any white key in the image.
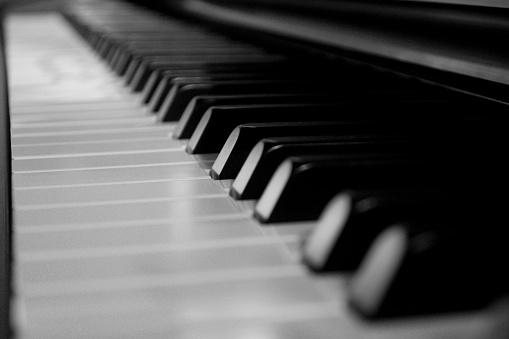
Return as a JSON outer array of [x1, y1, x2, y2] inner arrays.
[[13, 163, 209, 188]]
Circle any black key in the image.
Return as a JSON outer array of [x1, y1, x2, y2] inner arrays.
[[132, 57, 300, 99], [140, 65, 296, 103], [302, 189, 449, 272], [253, 153, 439, 223], [185, 101, 471, 154], [113, 43, 257, 66], [186, 104, 353, 153], [121, 47, 276, 82], [100, 29, 229, 51], [252, 126, 509, 223], [137, 55, 383, 94], [98, 31, 215, 56], [123, 51, 265, 84], [174, 94, 350, 140], [145, 65, 333, 111], [158, 76, 440, 122], [139, 69, 210, 101], [124, 54, 287, 87], [136, 59, 375, 97], [173, 90, 456, 140], [348, 221, 508, 318], [119, 51, 280, 79], [104, 36, 233, 61], [211, 122, 417, 180], [231, 132, 419, 200], [110, 44, 234, 70]]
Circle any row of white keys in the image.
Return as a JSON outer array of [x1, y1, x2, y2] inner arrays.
[[6, 13, 354, 339]]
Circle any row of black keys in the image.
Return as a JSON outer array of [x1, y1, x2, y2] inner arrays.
[[65, 0, 508, 320]]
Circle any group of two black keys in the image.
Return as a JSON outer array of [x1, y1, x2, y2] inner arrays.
[[68, 3, 509, 320]]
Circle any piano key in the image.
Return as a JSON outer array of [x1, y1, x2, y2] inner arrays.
[[106, 37, 243, 62], [173, 90, 451, 140], [124, 54, 288, 90], [109, 30, 259, 44], [185, 101, 452, 154], [168, 72, 344, 89], [111, 38, 252, 49], [348, 223, 508, 318], [14, 196, 243, 227], [10, 115, 156, 127], [23, 274, 341, 339], [139, 69, 203, 101], [18, 242, 291, 283], [115, 44, 266, 72], [10, 125, 174, 145], [210, 121, 426, 180], [231, 134, 418, 200], [13, 162, 211, 188], [23, 272, 326, 315], [174, 94, 340, 140], [127, 59, 281, 90], [14, 178, 222, 206], [136, 56, 362, 101], [186, 104, 355, 154], [11, 138, 181, 158], [100, 35, 231, 60], [156, 76, 427, 122], [301, 189, 449, 272], [9, 100, 138, 115], [12, 150, 205, 172], [12, 126, 175, 138], [149, 74, 340, 114], [135, 59, 309, 100], [98, 31, 231, 48], [16, 217, 263, 251], [113, 43, 262, 64], [156, 79, 335, 121], [253, 153, 440, 223], [11, 116, 158, 135], [10, 108, 145, 123], [141, 60, 382, 98], [120, 51, 278, 82], [127, 47, 370, 88], [24, 308, 501, 339]]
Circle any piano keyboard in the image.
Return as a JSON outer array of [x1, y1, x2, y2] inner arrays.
[[6, 1, 509, 338]]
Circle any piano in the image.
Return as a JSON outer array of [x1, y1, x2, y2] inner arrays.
[[1, 0, 508, 337]]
